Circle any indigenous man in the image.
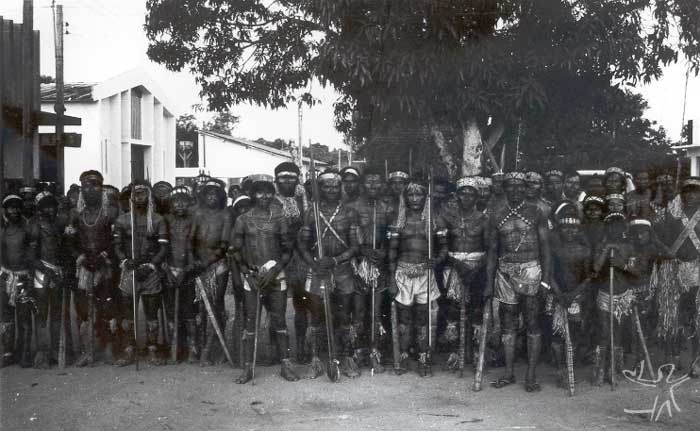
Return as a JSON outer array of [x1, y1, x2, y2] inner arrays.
[[432, 177, 453, 216], [525, 172, 552, 219], [440, 177, 487, 371], [490, 172, 506, 206], [114, 180, 169, 366], [341, 166, 363, 209], [0, 195, 32, 367], [354, 166, 393, 372], [65, 170, 119, 366], [232, 177, 299, 383], [591, 212, 636, 385], [387, 178, 448, 377], [192, 179, 232, 365], [386, 170, 410, 208], [299, 169, 362, 378], [164, 186, 198, 363], [586, 175, 606, 198], [604, 167, 627, 195], [626, 171, 652, 219], [606, 193, 626, 216], [652, 174, 676, 224], [549, 216, 591, 386], [656, 178, 700, 376], [562, 171, 585, 216], [485, 172, 553, 392], [582, 196, 606, 247], [19, 185, 37, 220], [544, 170, 564, 204], [28, 192, 66, 368], [152, 181, 173, 216], [272, 162, 308, 363]]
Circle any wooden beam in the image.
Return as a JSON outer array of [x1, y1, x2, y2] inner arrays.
[[22, 0, 34, 184]]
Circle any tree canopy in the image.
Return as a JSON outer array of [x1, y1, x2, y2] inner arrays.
[[145, 0, 700, 174]]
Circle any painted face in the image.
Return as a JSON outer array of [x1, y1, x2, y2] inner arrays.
[[457, 186, 478, 209], [503, 180, 526, 206], [172, 196, 190, 217], [204, 188, 220, 209], [132, 188, 150, 209], [254, 189, 274, 210], [342, 175, 361, 198], [584, 203, 604, 222], [406, 189, 427, 212], [545, 176, 563, 198], [320, 181, 341, 203], [607, 199, 625, 214], [275, 175, 298, 197], [564, 176, 580, 197], [681, 187, 700, 211], [634, 172, 649, 191], [389, 178, 407, 197], [559, 225, 579, 243], [82, 178, 103, 206], [363, 175, 384, 200], [526, 180, 542, 200]]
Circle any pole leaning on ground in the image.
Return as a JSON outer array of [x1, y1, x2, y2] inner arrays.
[[609, 248, 615, 391]]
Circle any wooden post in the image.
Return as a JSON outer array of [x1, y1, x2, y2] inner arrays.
[[54, 4, 65, 191], [22, 0, 34, 185], [0, 17, 5, 199]]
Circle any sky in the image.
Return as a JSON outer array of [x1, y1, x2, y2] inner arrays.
[[2, 0, 698, 149]]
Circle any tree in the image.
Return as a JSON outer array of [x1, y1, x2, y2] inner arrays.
[[40, 75, 55, 84], [176, 114, 199, 168], [145, 0, 700, 176], [204, 111, 239, 136]]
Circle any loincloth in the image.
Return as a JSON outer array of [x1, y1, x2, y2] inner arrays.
[[494, 260, 542, 305], [394, 260, 441, 306], [596, 289, 635, 323], [305, 261, 357, 296], [76, 264, 111, 293], [1, 266, 31, 307], [285, 252, 308, 290], [195, 259, 229, 303], [119, 265, 162, 296], [353, 258, 383, 293], [443, 252, 485, 302], [34, 260, 63, 289], [242, 260, 287, 292], [652, 258, 700, 339]]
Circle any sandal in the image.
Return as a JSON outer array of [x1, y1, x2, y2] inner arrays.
[[491, 375, 516, 388]]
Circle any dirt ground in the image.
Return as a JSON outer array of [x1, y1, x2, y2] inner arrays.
[[2, 353, 699, 431]]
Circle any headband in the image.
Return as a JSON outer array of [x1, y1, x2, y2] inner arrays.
[[170, 186, 191, 198], [276, 171, 299, 178], [341, 167, 360, 178], [246, 174, 273, 183], [319, 172, 342, 183], [681, 178, 700, 189], [545, 170, 563, 178], [2, 194, 22, 207], [554, 202, 574, 216], [233, 195, 251, 207], [483, 178, 493, 186], [525, 172, 543, 183], [35, 191, 56, 205], [19, 186, 36, 194], [79, 170, 104, 184], [405, 182, 427, 193], [559, 218, 581, 225], [133, 184, 150, 192], [492, 172, 505, 179], [605, 167, 625, 176], [629, 219, 652, 228], [656, 174, 673, 182], [605, 193, 625, 201], [456, 177, 480, 190], [583, 196, 605, 206], [388, 171, 409, 180], [604, 212, 627, 222], [503, 172, 526, 183]]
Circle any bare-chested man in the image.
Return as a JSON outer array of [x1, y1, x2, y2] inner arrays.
[[387, 179, 448, 377], [0, 195, 32, 367], [28, 192, 66, 368], [386, 170, 409, 209], [232, 177, 299, 383], [299, 170, 362, 379], [485, 172, 553, 392], [192, 179, 232, 365], [625, 171, 652, 219], [65, 170, 119, 366], [114, 180, 169, 366]]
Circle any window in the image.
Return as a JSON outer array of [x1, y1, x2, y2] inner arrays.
[[131, 89, 142, 140]]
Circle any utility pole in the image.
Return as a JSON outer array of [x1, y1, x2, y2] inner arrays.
[[22, 0, 34, 184], [53, 2, 66, 191], [297, 102, 303, 174]]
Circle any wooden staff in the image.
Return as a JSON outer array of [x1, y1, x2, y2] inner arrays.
[[427, 168, 433, 354], [633, 305, 654, 379], [58, 287, 68, 368], [129, 184, 139, 371], [458, 280, 467, 378], [609, 248, 615, 391], [562, 307, 575, 396], [473, 298, 492, 391], [196, 277, 234, 367], [170, 288, 180, 364], [370, 202, 377, 376], [250, 274, 263, 385]]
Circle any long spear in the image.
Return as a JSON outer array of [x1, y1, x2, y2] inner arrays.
[[129, 181, 139, 371], [427, 167, 434, 367]]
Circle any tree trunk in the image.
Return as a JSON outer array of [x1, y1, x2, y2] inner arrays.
[[461, 117, 483, 176], [429, 125, 457, 179]]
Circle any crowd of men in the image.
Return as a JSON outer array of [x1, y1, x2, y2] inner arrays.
[[1, 162, 699, 394]]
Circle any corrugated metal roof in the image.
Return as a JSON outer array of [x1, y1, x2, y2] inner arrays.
[[40, 83, 96, 103], [201, 130, 327, 165]]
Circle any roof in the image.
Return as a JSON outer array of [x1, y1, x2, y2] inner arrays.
[[200, 130, 328, 166], [41, 83, 95, 103]]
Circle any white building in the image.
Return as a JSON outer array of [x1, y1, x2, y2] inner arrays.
[[40, 68, 179, 188], [175, 130, 325, 185], [676, 119, 700, 176]]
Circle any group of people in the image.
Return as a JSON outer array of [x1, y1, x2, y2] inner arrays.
[[1, 162, 699, 393]]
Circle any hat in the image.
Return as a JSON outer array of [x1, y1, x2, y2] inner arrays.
[[503, 172, 526, 183], [2, 194, 22, 208], [456, 177, 480, 190], [583, 195, 605, 207], [525, 172, 543, 183], [275, 162, 300, 178], [605, 193, 625, 202], [605, 167, 625, 177], [79, 170, 104, 185]]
